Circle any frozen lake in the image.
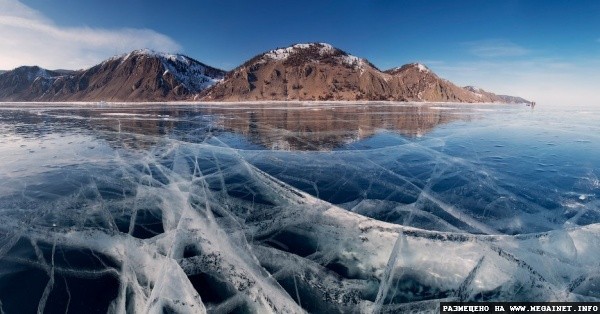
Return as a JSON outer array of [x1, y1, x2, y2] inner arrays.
[[0, 102, 598, 313]]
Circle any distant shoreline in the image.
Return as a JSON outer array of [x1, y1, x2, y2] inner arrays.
[[0, 100, 530, 106]]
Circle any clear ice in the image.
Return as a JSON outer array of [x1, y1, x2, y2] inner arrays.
[[0, 103, 598, 313]]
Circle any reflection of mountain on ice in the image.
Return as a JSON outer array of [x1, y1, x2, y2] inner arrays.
[[33, 103, 469, 151], [213, 104, 466, 151], [0, 136, 598, 313]]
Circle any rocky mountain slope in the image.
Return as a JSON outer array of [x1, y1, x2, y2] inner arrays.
[[200, 43, 389, 101], [0, 50, 225, 101], [0, 66, 64, 101], [383, 63, 499, 102], [201, 43, 528, 103]]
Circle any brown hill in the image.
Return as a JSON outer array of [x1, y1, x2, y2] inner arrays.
[[383, 63, 497, 102], [0, 50, 225, 102], [200, 43, 388, 101], [201, 43, 528, 103]]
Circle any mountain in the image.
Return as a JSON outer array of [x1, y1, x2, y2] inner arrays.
[[383, 64, 506, 102], [463, 85, 530, 104], [0, 49, 225, 101], [0, 66, 65, 101], [201, 43, 529, 103], [201, 43, 387, 101], [0, 44, 528, 103]]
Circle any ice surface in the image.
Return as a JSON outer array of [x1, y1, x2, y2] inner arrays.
[[0, 102, 598, 313]]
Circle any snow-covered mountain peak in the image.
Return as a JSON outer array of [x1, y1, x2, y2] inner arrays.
[[386, 62, 432, 75], [404, 63, 430, 73], [99, 49, 225, 93], [416, 63, 429, 72], [263, 43, 336, 60], [260, 42, 369, 70], [125, 49, 193, 65], [103, 49, 192, 66]]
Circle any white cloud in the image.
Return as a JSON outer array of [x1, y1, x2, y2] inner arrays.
[[465, 39, 530, 58], [0, 0, 181, 70], [431, 58, 600, 106]]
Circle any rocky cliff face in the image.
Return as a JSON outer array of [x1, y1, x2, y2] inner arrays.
[[0, 50, 225, 102]]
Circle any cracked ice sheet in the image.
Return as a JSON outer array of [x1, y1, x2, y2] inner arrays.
[[0, 103, 599, 313], [242, 140, 593, 235]]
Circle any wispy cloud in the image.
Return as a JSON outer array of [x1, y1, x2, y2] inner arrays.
[[0, 0, 181, 70], [465, 39, 530, 58]]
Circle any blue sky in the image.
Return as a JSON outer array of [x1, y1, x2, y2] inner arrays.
[[2, 0, 600, 104]]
